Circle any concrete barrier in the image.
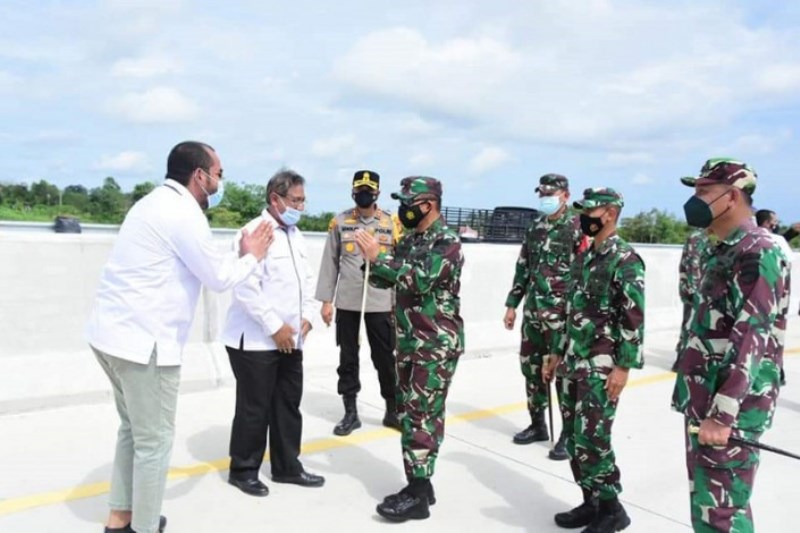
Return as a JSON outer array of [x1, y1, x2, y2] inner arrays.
[[1, 230, 797, 413]]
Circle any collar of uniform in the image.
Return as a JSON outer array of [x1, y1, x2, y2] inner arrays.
[[593, 233, 619, 256], [352, 207, 382, 220], [720, 218, 756, 247], [164, 178, 190, 196]]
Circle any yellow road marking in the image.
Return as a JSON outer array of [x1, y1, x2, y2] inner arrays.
[[0, 352, 794, 517]]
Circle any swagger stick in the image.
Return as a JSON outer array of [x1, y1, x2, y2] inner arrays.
[[358, 259, 370, 346], [688, 426, 800, 461]]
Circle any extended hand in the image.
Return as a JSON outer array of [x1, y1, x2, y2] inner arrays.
[[240, 221, 274, 261], [354, 229, 380, 262]]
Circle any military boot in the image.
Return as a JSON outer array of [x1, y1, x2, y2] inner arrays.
[[548, 430, 569, 461], [513, 410, 549, 444], [376, 479, 432, 522], [333, 395, 361, 436], [555, 489, 598, 529], [582, 498, 630, 533], [382, 398, 401, 430]]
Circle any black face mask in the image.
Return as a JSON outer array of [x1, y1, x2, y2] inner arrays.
[[354, 190, 377, 208], [398, 202, 429, 229], [683, 190, 731, 228], [580, 212, 605, 237]]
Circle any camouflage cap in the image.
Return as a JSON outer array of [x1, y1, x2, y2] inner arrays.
[[680, 157, 757, 194], [535, 173, 569, 193], [390, 176, 442, 203], [573, 187, 624, 210]]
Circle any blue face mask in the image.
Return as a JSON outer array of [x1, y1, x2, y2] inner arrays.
[[278, 197, 303, 226], [538, 195, 562, 215], [199, 171, 224, 209]]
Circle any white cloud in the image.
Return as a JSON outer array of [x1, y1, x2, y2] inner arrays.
[[631, 173, 653, 185], [334, 8, 800, 149], [468, 146, 510, 175], [111, 56, 178, 78], [94, 151, 151, 172], [310, 134, 358, 158], [106, 87, 198, 123], [605, 152, 654, 166]]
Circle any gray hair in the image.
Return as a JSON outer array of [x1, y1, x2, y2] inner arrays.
[[267, 168, 305, 199]]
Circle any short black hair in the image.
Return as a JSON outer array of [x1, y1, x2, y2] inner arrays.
[[740, 189, 753, 207], [267, 168, 305, 200], [755, 209, 775, 227], [166, 141, 215, 186]]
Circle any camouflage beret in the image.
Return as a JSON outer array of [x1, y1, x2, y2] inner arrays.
[[352, 169, 380, 190], [680, 157, 757, 195], [390, 176, 442, 203], [573, 187, 624, 210], [535, 173, 569, 193]]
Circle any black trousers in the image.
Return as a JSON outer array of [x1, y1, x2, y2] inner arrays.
[[335, 309, 397, 400], [227, 345, 303, 479]]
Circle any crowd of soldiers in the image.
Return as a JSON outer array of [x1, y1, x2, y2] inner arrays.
[[316, 158, 791, 532], [90, 141, 791, 533]]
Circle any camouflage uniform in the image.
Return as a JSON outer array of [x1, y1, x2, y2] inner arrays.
[[558, 188, 645, 503], [673, 159, 790, 533], [368, 177, 464, 481], [675, 228, 712, 367], [505, 174, 587, 431]]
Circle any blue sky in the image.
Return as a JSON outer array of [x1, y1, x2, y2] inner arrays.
[[1, 0, 799, 222]]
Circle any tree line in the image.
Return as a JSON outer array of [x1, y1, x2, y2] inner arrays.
[[0, 178, 334, 232], [1, 178, 797, 246]]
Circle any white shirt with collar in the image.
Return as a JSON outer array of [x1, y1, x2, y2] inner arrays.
[[221, 209, 319, 351], [86, 179, 258, 366]]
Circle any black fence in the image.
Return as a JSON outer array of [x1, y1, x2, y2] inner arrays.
[[441, 206, 539, 243]]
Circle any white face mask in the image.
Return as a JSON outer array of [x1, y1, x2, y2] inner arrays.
[[538, 195, 562, 215], [277, 196, 302, 226], [199, 170, 224, 209]]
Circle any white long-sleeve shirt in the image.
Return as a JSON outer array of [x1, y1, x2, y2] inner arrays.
[[86, 179, 258, 366], [221, 210, 319, 351]]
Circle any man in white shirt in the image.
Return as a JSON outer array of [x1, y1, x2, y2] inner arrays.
[[756, 209, 795, 264], [86, 141, 272, 533], [221, 169, 324, 497]]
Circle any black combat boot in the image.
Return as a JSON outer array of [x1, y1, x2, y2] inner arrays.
[[382, 398, 401, 430], [555, 489, 598, 529], [582, 498, 630, 533], [548, 430, 569, 461], [513, 410, 549, 444], [333, 395, 361, 436], [376, 479, 432, 522]]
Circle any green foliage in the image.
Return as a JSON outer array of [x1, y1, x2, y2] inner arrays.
[[298, 212, 335, 232], [618, 208, 690, 244]]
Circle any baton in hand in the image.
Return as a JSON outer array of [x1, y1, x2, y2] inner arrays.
[[548, 379, 555, 447], [689, 425, 800, 461], [358, 259, 370, 346]]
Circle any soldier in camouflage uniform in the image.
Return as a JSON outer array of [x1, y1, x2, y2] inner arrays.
[[543, 187, 645, 533], [503, 174, 588, 461], [315, 170, 404, 436], [354, 177, 464, 523], [674, 224, 712, 368], [674, 158, 790, 533]]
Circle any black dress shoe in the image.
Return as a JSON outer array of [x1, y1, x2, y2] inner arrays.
[[383, 484, 436, 505], [228, 477, 270, 497], [376, 491, 430, 522], [513, 423, 549, 444], [104, 515, 166, 533], [555, 501, 598, 528], [272, 471, 325, 487]]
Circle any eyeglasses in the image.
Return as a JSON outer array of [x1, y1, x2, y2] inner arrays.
[[280, 194, 306, 208], [201, 168, 224, 181]]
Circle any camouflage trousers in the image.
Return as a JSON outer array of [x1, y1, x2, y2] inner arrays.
[[397, 357, 459, 480], [683, 418, 760, 533], [519, 318, 560, 417], [561, 374, 622, 500]]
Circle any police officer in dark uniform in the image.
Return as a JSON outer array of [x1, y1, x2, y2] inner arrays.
[[316, 170, 403, 435]]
